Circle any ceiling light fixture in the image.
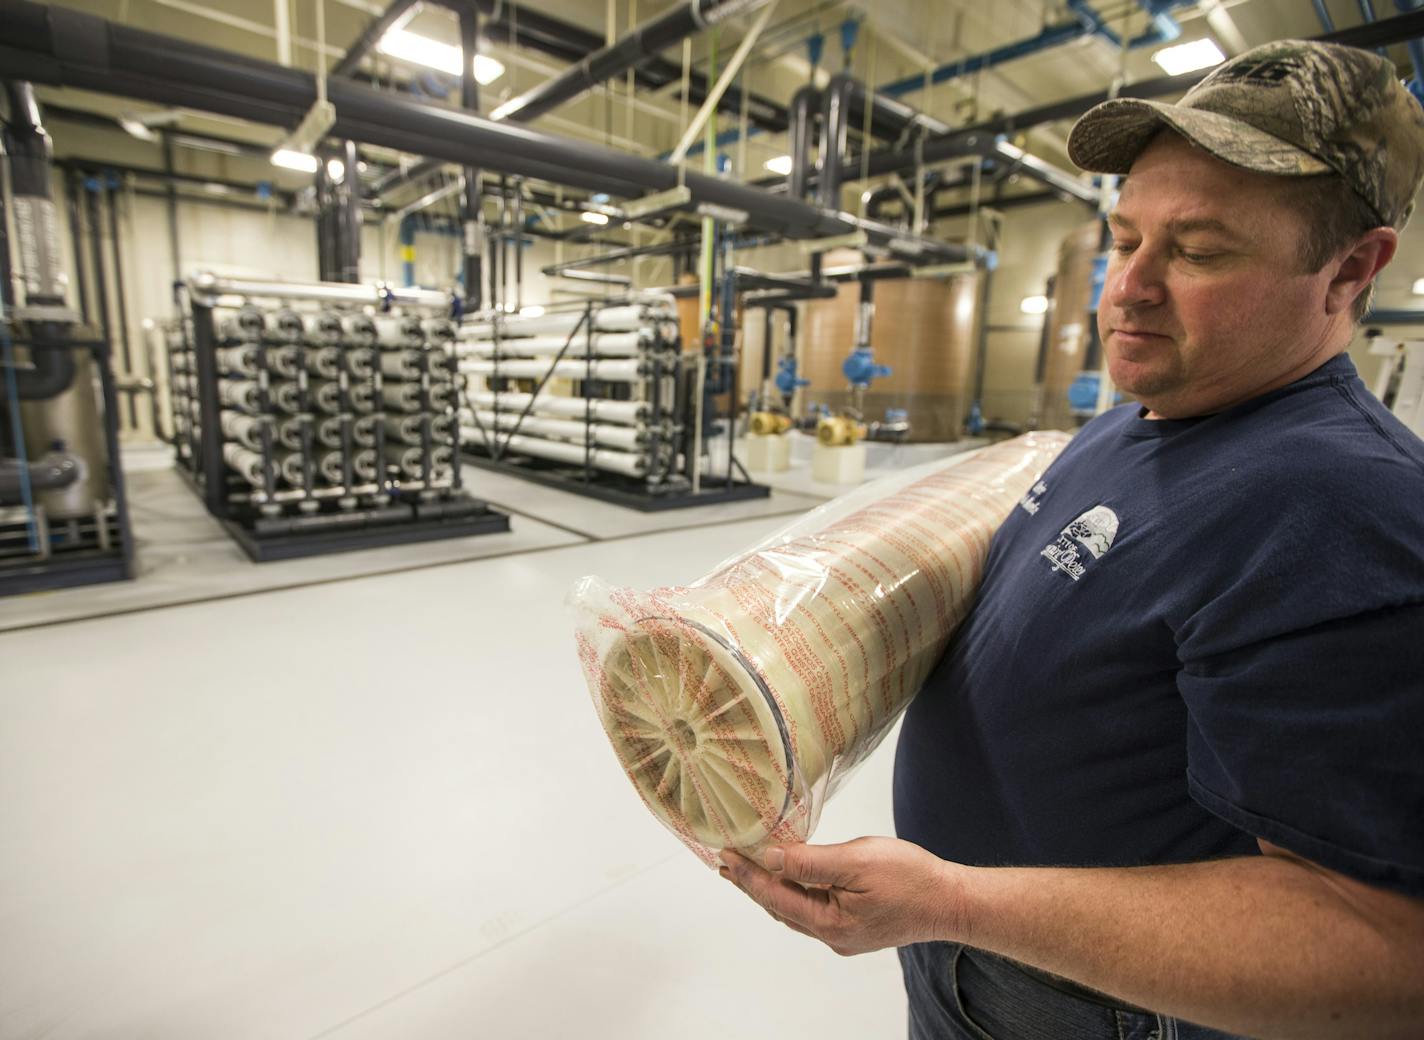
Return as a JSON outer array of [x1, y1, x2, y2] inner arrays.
[[377, 27, 504, 84], [271, 148, 320, 173], [1020, 295, 1049, 315], [1152, 38, 1226, 76], [763, 155, 794, 176], [580, 211, 610, 225]]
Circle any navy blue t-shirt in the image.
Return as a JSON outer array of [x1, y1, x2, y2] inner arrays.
[[894, 354, 1424, 896]]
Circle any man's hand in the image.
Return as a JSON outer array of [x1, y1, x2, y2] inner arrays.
[[718, 837, 964, 956]]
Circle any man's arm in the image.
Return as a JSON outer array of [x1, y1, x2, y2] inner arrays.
[[719, 838, 1424, 1040]]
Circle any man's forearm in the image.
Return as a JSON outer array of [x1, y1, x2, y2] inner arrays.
[[951, 849, 1424, 1040]]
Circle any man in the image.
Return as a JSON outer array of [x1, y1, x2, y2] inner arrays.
[[719, 40, 1424, 1040]]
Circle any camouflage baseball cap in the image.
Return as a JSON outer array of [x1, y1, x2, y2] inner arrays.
[[1067, 40, 1424, 228]]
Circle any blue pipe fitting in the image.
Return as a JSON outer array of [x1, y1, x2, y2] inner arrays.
[[775, 355, 810, 396], [842, 346, 891, 388]]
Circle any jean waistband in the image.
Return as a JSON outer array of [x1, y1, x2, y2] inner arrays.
[[960, 946, 1154, 1016]]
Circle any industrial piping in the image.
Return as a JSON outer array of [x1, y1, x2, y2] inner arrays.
[[0, 2, 976, 263]]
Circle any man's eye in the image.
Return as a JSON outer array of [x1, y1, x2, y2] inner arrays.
[[1178, 249, 1215, 263], [1110, 242, 1137, 254]]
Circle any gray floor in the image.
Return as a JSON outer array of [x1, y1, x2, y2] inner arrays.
[[0, 436, 986, 1038]]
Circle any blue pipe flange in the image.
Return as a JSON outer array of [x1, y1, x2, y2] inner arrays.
[[842, 346, 891, 388]]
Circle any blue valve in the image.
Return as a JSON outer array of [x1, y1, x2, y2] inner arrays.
[[775, 355, 810, 396], [842, 346, 891, 389]]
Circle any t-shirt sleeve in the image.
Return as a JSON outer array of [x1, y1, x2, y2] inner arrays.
[[1179, 600, 1424, 897]]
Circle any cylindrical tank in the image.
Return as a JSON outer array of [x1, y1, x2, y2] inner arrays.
[[1035, 221, 1102, 431], [19, 350, 108, 518], [800, 274, 980, 442]]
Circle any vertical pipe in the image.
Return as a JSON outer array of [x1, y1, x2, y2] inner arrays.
[[341, 138, 361, 281], [64, 170, 89, 325], [162, 132, 181, 309], [459, 3, 484, 311], [787, 85, 819, 203], [105, 179, 137, 428]]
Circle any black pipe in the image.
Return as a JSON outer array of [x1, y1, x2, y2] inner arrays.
[[64, 169, 89, 324], [490, 0, 774, 126], [0, 451, 81, 501], [330, 0, 420, 79], [459, 2, 483, 311], [341, 138, 362, 281], [161, 132, 181, 298], [787, 84, 819, 203], [104, 179, 137, 427], [817, 73, 856, 211]]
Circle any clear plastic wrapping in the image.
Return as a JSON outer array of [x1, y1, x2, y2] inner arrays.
[[572, 432, 1070, 866]]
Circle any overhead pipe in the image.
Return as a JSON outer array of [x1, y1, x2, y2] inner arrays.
[[489, 0, 776, 125], [818, 73, 857, 211], [834, 9, 1424, 188], [458, 1, 483, 310], [0, 3, 974, 262]]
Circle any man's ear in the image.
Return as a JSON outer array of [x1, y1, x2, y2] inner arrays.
[[1325, 227, 1397, 316]]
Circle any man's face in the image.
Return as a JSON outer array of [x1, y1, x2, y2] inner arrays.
[[1099, 132, 1340, 418]]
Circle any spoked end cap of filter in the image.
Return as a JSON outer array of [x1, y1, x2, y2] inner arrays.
[[597, 615, 800, 853]]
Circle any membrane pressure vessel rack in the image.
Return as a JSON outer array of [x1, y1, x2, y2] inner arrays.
[[171, 274, 508, 561], [455, 295, 770, 512]]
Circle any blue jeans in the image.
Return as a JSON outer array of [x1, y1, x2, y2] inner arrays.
[[898, 942, 1250, 1040]]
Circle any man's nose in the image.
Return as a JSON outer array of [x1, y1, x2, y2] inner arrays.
[[1105, 248, 1167, 311]]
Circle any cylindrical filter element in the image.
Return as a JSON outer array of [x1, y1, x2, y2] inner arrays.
[[312, 380, 343, 415], [384, 413, 453, 444], [352, 414, 377, 446], [266, 308, 305, 343], [274, 417, 305, 451], [215, 344, 259, 375], [214, 305, 264, 342], [458, 358, 645, 382], [375, 315, 424, 348], [306, 346, 342, 380], [380, 350, 428, 381], [220, 410, 265, 450], [266, 346, 304, 378], [421, 317, 456, 341], [315, 415, 344, 447], [571, 433, 1071, 866], [467, 390, 649, 425], [467, 408, 646, 451], [222, 442, 266, 485], [339, 313, 377, 346], [349, 383, 376, 414], [456, 331, 648, 359], [218, 378, 261, 411], [275, 451, 309, 486], [269, 380, 303, 414], [462, 304, 650, 340], [461, 425, 647, 476], [385, 443, 454, 478], [303, 311, 343, 344], [345, 349, 376, 379], [382, 382, 451, 413]]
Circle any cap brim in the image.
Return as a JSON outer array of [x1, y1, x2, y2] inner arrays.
[[1067, 98, 1332, 177]]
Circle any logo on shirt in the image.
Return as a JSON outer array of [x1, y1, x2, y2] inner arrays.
[[1018, 480, 1048, 516], [1041, 505, 1119, 582]]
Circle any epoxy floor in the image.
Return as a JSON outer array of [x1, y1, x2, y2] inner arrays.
[[0, 444, 956, 1039]]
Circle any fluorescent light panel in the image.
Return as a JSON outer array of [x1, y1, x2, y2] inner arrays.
[[1413, 277, 1424, 296], [1152, 38, 1226, 76], [1020, 295, 1049, 315], [763, 155, 794, 176], [271, 148, 320, 173], [377, 28, 504, 84], [580, 211, 610, 225]]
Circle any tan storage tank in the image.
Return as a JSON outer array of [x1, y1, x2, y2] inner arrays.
[[800, 274, 980, 442], [1035, 220, 1102, 431]]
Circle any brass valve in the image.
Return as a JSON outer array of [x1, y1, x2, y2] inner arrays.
[[748, 411, 792, 435], [817, 415, 866, 447]]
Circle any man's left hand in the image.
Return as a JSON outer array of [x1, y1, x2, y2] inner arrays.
[[719, 837, 964, 956]]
